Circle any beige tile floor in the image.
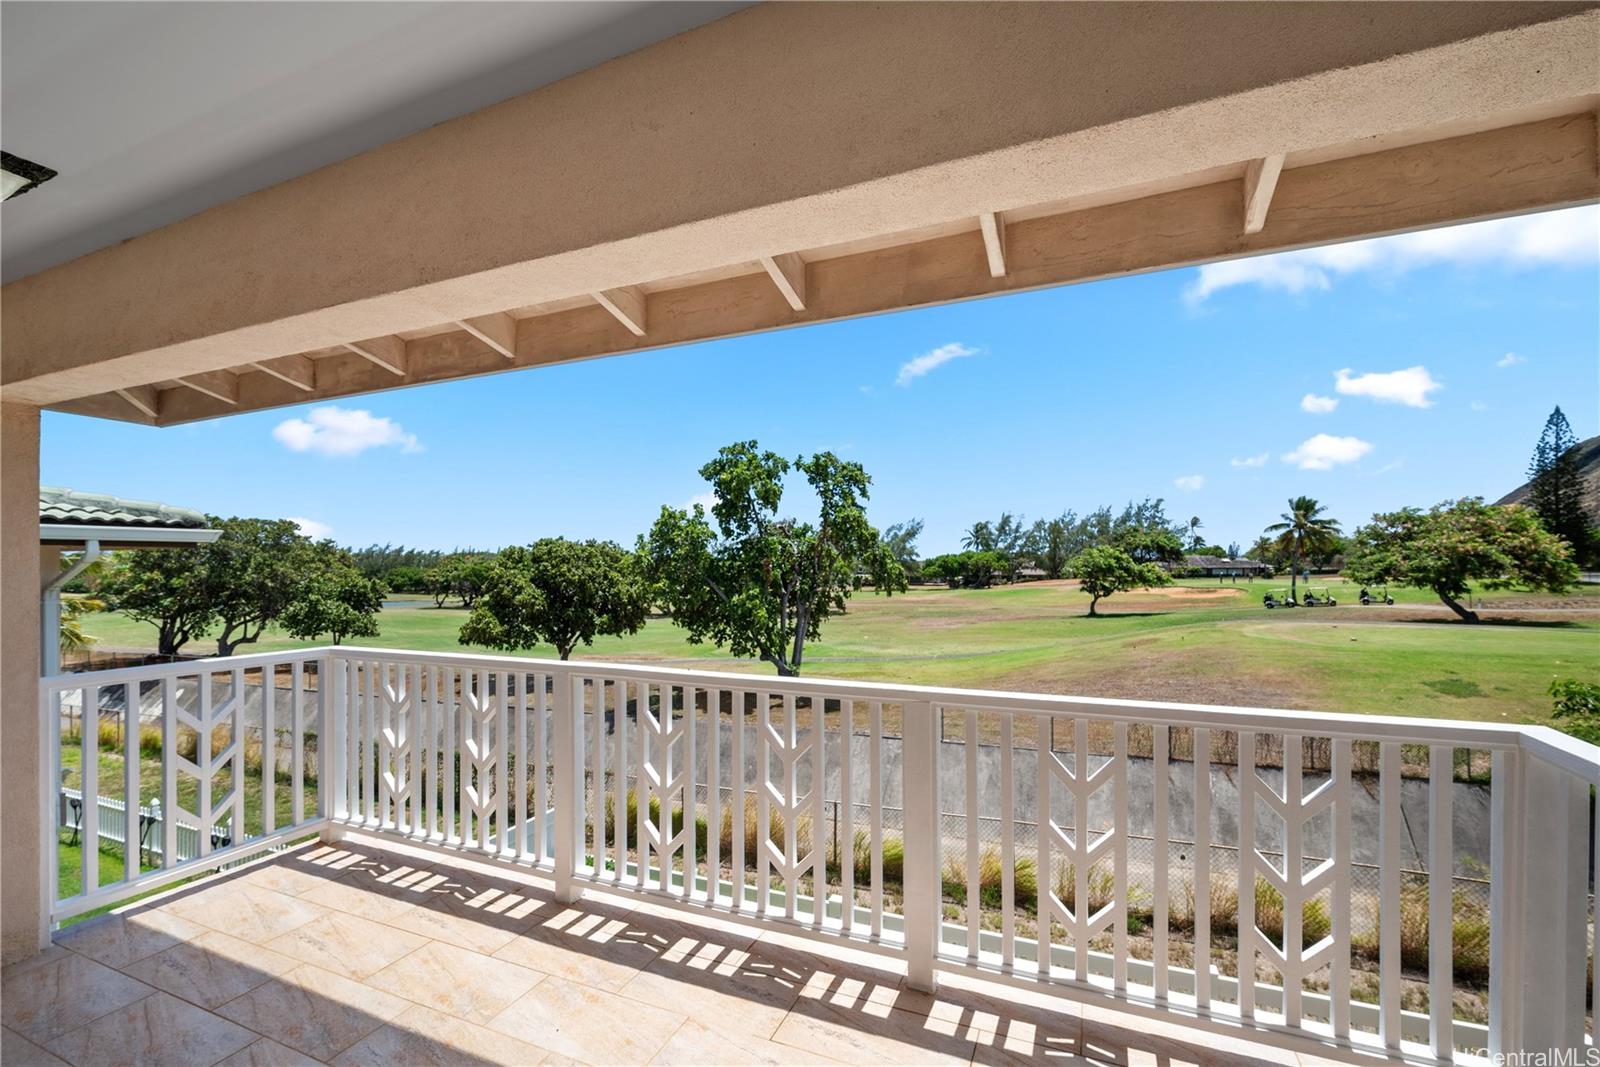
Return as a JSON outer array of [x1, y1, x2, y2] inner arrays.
[[3, 837, 1393, 1066]]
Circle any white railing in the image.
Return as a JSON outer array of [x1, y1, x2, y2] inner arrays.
[[41, 649, 327, 920], [42, 647, 1599, 1063]]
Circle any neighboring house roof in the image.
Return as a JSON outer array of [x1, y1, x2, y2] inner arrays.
[[40, 486, 218, 547], [41, 486, 209, 528]]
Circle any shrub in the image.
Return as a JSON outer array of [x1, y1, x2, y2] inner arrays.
[[715, 794, 811, 866], [850, 829, 905, 887], [1550, 678, 1600, 745], [940, 847, 1039, 910]]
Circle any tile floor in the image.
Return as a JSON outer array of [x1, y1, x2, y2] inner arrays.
[[3, 835, 1381, 1066]]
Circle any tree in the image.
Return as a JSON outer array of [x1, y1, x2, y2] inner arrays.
[[963, 513, 1035, 581], [1227, 541, 1242, 559], [1549, 679, 1600, 746], [642, 441, 906, 676], [59, 594, 106, 659], [1527, 406, 1591, 560], [383, 564, 429, 594], [1070, 545, 1170, 616], [423, 553, 495, 607], [1108, 498, 1186, 565], [880, 519, 925, 577], [1263, 497, 1342, 602], [1111, 525, 1185, 566], [962, 521, 996, 552], [102, 546, 216, 656], [1032, 512, 1079, 580], [206, 517, 312, 656], [1186, 516, 1204, 551], [458, 539, 648, 659], [1344, 497, 1578, 622], [281, 545, 387, 644], [922, 550, 1005, 589]]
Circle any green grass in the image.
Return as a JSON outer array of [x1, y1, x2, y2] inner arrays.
[[79, 577, 1600, 724]]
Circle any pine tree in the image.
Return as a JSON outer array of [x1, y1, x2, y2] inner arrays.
[[1526, 406, 1588, 553]]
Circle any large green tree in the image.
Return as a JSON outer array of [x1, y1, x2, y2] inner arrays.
[[458, 539, 648, 659], [280, 544, 387, 645], [1344, 497, 1578, 622], [1070, 545, 1170, 616], [642, 441, 905, 676], [206, 517, 312, 656], [1526, 406, 1592, 562], [102, 546, 216, 656], [1263, 497, 1342, 601]]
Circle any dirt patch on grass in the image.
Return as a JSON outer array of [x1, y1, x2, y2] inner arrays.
[[1135, 586, 1243, 600], [994, 644, 1313, 709]]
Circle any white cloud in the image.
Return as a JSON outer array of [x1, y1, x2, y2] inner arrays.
[[272, 405, 422, 457], [1173, 474, 1205, 492], [287, 517, 332, 538], [1283, 434, 1374, 471], [1470, 400, 1490, 412], [1185, 204, 1600, 303], [1230, 453, 1269, 469], [1334, 366, 1441, 408], [896, 342, 980, 386], [684, 492, 717, 514], [1300, 394, 1339, 414], [1496, 352, 1525, 368]]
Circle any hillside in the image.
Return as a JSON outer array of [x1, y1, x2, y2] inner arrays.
[[1497, 433, 1600, 522]]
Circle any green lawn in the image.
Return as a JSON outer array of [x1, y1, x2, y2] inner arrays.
[[79, 578, 1600, 725]]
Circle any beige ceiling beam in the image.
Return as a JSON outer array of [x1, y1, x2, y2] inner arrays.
[[592, 287, 646, 336], [136, 111, 1600, 426], [1242, 154, 1287, 235], [457, 313, 519, 360], [251, 354, 316, 391], [4, 6, 1595, 408], [760, 254, 808, 311], [172, 370, 239, 405], [343, 336, 409, 376], [113, 385, 159, 419], [977, 213, 1007, 278]]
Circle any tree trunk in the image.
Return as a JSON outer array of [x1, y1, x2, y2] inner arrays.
[[1088, 595, 1100, 617], [1290, 541, 1300, 602], [1438, 591, 1480, 623]]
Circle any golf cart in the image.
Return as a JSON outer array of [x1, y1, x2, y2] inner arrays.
[[1358, 586, 1395, 606], [1301, 587, 1338, 607], [1263, 590, 1297, 609]]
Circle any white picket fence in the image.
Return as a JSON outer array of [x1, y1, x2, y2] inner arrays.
[[40, 647, 1600, 1064], [58, 786, 210, 864]]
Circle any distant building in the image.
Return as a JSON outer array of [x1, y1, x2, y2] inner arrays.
[[1179, 555, 1273, 578]]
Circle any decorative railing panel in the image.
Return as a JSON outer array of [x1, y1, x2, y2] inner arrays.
[[43, 647, 1599, 1062]]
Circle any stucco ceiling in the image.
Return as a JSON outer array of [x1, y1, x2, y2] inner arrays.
[[0, 1, 745, 283]]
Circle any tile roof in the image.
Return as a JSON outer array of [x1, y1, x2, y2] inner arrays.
[[40, 486, 209, 529]]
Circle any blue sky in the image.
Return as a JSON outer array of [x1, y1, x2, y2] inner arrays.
[[42, 205, 1599, 557]]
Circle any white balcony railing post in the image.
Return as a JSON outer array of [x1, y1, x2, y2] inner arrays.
[[901, 698, 940, 993], [551, 668, 582, 903], [1489, 748, 1589, 1057], [320, 653, 347, 841]]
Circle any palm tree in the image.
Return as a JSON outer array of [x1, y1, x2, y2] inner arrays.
[[1187, 516, 1204, 550], [962, 521, 995, 552], [1264, 497, 1341, 602], [59, 594, 105, 661]]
